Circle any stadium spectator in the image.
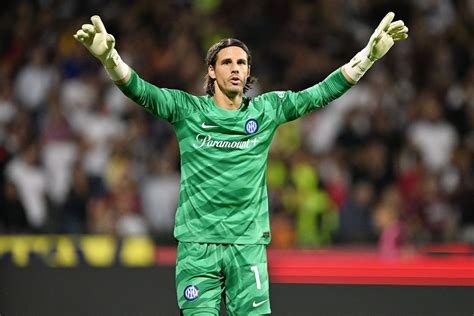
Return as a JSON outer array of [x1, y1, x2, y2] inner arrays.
[[5, 142, 48, 231], [336, 181, 375, 243], [141, 155, 180, 240], [0, 0, 471, 248], [62, 164, 90, 234], [373, 199, 406, 260], [407, 92, 458, 173]]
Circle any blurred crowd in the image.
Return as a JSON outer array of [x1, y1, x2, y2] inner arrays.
[[0, 0, 473, 251]]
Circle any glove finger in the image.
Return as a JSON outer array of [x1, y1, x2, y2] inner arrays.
[[390, 27, 409, 38], [388, 25, 407, 35], [106, 34, 116, 48], [388, 26, 405, 36], [82, 24, 96, 35], [91, 15, 107, 34], [76, 29, 90, 40], [75, 33, 86, 42], [398, 26, 409, 34], [392, 33, 408, 41], [387, 20, 404, 33], [376, 12, 395, 32]]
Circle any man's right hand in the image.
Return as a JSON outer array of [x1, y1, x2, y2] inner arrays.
[[73, 15, 117, 69], [73, 15, 129, 82]]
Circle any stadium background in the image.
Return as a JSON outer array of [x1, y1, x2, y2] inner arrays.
[[0, 0, 473, 315]]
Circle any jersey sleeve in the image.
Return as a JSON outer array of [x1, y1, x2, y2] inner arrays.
[[264, 68, 353, 125], [116, 69, 201, 123]]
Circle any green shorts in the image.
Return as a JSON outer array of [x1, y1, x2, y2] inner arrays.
[[176, 242, 271, 315]]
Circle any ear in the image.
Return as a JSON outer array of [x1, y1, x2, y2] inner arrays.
[[208, 65, 216, 80], [247, 65, 251, 79]]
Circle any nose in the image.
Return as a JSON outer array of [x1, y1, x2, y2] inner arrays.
[[231, 62, 239, 73]]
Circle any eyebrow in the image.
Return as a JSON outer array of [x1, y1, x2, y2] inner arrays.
[[220, 58, 247, 64]]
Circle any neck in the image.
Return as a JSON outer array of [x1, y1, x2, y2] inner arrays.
[[212, 88, 243, 110]]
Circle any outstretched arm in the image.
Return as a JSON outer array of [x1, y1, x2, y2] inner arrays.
[[73, 15, 131, 84], [342, 12, 408, 84], [271, 12, 408, 124], [73, 16, 197, 123]]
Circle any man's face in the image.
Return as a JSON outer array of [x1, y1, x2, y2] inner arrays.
[[208, 46, 250, 97]]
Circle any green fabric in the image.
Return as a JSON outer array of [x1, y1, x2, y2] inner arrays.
[[117, 68, 352, 245], [182, 309, 218, 316], [176, 242, 270, 315]]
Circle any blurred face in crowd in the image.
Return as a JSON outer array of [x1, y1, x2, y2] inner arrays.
[[421, 95, 442, 122], [208, 46, 250, 98], [373, 204, 398, 232]]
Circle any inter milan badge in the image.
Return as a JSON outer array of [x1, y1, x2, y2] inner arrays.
[[245, 119, 258, 134], [184, 285, 199, 301]]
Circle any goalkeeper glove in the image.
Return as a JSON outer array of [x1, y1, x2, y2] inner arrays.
[[73, 15, 129, 81], [343, 12, 408, 83]]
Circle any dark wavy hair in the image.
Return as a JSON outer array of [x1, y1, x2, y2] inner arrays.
[[204, 38, 257, 96]]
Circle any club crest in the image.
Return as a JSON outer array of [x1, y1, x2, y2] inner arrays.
[[245, 119, 258, 134], [184, 285, 199, 301]]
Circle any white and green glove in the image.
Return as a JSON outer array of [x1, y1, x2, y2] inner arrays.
[[343, 12, 408, 83], [73, 15, 129, 81]]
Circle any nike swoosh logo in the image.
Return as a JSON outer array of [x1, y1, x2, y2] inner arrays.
[[201, 123, 219, 129], [252, 299, 268, 308]]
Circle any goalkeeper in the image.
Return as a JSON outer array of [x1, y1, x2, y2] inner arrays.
[[74, 12, 407, 316]]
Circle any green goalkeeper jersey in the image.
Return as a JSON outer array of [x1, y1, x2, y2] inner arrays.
[[117, 68, 352, 244]]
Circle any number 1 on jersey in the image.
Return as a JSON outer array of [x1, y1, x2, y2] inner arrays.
[[250, 265, 261, 290]]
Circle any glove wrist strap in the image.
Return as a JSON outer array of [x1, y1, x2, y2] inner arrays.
[[342, 47, 375, 83], [102, 49, 129, 82]]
